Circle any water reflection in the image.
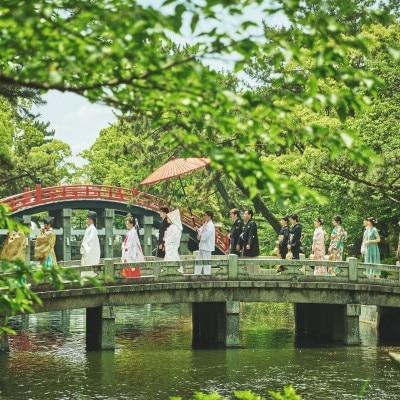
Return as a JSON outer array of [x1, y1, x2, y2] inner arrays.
[[1, 303, 400, 399]]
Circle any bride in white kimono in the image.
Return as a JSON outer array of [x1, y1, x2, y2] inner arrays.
[[121, 213, 145, 263], [164, 209, 183, 261]]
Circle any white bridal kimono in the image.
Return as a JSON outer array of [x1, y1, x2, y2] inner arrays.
[[164, 209, 183, 261], [80, 223, 100, 266], [121, 227, 145, 263]]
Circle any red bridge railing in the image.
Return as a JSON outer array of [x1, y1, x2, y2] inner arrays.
[[0, 184, 228, 253]]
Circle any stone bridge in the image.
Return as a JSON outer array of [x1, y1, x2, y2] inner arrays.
[[8, 255, 400, 351]]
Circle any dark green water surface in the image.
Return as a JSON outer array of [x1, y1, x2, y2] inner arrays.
[[0, 303, 399, 399]]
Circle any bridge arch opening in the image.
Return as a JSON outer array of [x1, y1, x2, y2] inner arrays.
[[0, 184, 227, 262]]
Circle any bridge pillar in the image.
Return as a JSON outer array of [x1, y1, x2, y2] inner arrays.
[[226, 300, 240, 347], [344, 304, 361, 345], [192, 301, 240, 348], [143, 216, 153, 257], [61, 209, 72, 261], [86, 306, 116, 350]]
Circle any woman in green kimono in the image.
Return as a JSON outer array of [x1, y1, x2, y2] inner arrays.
[[364, 217, 380, 277]]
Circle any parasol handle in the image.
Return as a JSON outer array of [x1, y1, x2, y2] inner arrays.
[[178, 177, 196, 228]]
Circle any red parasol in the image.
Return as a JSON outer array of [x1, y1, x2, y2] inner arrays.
[[140, 157, 211, 226], [140, 157, 210, 185]]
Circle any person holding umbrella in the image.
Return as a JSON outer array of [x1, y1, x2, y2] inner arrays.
[[195, 210, 215, 275], [140, 156, 210, 228], [156, 207, 170, 258]]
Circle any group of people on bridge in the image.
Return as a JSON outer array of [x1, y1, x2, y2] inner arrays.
[[156, 207, 215, 275], [273, 214, 400, 278], [0, 211, 102, 269], [2, 207, 400, 280]]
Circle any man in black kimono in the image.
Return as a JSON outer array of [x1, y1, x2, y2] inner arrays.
[[156, 207, 170, 258], [240, 209, 260, 257], [288, 213, 302, 259], [276, 215, 291, 273], [229, 208, 243, 256]]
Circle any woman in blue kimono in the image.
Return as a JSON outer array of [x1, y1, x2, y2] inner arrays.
[[364, 217, 381, 277]]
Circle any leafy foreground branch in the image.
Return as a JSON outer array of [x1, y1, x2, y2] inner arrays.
[[0, 257, 101, 336], [170, 381, 371, 399], [0, 202, 101, 336], [169, 386, 301, 400]]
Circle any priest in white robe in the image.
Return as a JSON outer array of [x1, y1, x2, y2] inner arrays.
[[81, 211, 101, 266]]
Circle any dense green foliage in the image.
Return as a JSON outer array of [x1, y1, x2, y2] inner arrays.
[[1, 0, 399, 253], [1, 0, 397, 204], [0, 93, 74, 197], [69, 1, 400, 255]]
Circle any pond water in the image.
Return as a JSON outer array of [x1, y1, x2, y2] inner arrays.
[[0, 303, 400, 399]]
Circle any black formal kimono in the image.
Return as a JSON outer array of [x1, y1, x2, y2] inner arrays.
[[278, 225, 291, 259], [289, 223, 302, 259], [156, 217, 170, 258], [229, 218, 243, 256], [241, 219, 260, 257]]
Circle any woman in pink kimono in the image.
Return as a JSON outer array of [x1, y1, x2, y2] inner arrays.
[[312, 217, 326, 276], [121, 213, 145, 263]]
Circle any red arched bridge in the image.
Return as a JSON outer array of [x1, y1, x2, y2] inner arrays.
[[0, 184, 229, 253]]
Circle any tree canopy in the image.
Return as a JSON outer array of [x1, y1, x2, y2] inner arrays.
[[0, 93, 75, 197], [1, 0, 397, 205]]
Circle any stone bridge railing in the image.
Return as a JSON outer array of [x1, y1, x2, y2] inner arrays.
[[40, 255, 400, 290]]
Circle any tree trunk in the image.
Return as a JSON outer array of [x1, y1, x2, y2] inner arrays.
[[209, 170, 236, 210], [234, 178, 281, 234]]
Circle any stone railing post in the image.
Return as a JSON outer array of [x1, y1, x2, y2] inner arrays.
[[104, 258, 115, 283], [143, 216, 153, 257], [180, 233, 190, 255], [228, 254, 238, 280], [62, 208, 72, 261], [104, 208, 114, 259], [348, 257, 358, 282]]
